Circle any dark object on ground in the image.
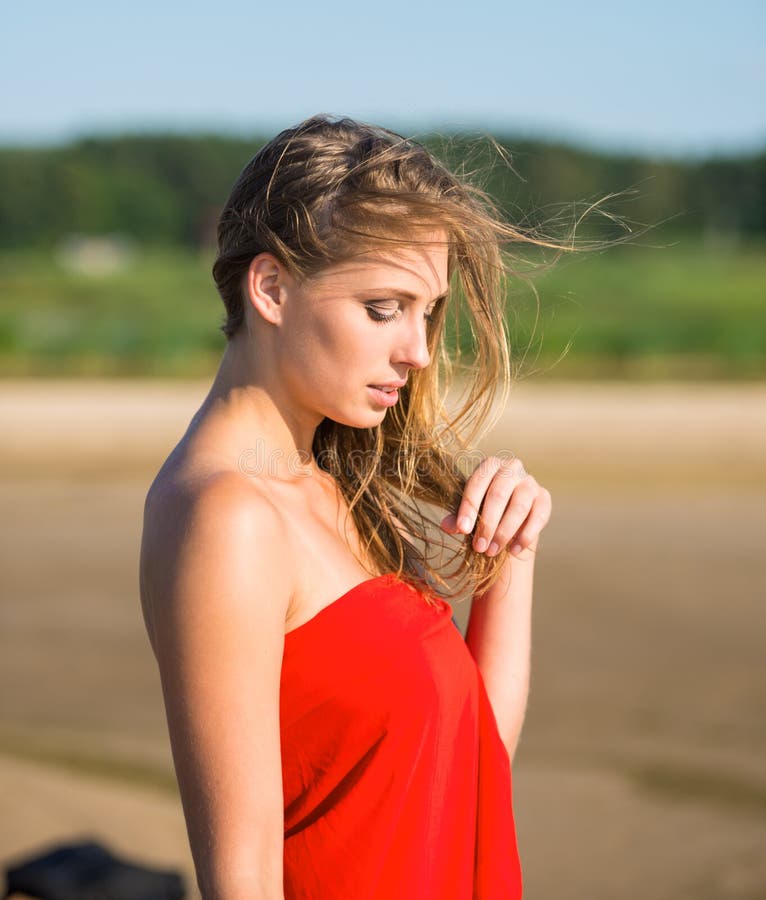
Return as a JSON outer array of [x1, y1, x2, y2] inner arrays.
[[4, 838, 185, 899]]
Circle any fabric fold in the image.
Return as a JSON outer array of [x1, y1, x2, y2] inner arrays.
[[280, 573, 522, 899]]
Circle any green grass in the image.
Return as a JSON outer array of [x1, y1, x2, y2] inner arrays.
[[503, 235, 766, 379], [1, 236, 764, 378], [0, 246, 223, 377]]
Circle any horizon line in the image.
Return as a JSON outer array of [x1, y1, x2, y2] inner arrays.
[[1, 118, 765, 164]]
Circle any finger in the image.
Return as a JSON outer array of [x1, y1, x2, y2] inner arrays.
[[455, 456, 520, 535], [475, 474, 537, 554], [484, 482, 541, 556], [440, 512, 459, 533], [509, 490, 553, 557], [457, 457, 500, 534]]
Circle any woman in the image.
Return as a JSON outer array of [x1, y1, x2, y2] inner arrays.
[[140, 114, 552, 899]]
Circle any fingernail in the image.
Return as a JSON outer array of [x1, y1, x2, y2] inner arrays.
[[511, 542, 524, 555], [475, 537, 488, 553], [487, 541, 500, 556], [458, 516, 472, 533]]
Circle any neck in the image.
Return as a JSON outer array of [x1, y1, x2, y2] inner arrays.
[[197, 333, 323, 478]]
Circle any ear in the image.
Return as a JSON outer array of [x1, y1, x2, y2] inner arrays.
[[244, 253, 290, 326]]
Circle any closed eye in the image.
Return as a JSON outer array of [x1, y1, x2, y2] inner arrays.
[[366, 305, 400, 323], [365, 294, 446, 324]]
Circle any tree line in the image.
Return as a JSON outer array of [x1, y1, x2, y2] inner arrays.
[[0, 132, 763, 250]]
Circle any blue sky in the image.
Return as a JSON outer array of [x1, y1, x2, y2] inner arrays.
[[2, 0, 764, 158]]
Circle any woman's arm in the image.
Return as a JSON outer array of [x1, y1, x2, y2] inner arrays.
[[441, 455, 551, 763], [141, 473, 291, 900], [464, 544, 536, 762]]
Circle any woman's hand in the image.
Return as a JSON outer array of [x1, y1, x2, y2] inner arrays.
[[440, 456, 552, 561]]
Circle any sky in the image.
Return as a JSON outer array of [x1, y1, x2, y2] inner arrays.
[[2, 0, 764, 158]]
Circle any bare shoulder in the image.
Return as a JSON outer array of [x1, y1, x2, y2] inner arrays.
[[139, 467, 291, 889], [140, 467, 294, 655]]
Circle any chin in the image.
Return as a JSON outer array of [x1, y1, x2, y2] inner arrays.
[[324, 405, 387, 430]]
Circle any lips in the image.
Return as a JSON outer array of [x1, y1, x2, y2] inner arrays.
[[367, 384, 403, 407], [368, 381, 407, 392]]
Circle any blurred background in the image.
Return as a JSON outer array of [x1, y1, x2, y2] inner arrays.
[[1, 1, 764, 898]]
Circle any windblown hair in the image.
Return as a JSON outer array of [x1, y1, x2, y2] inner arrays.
[[212, 114, 569, 600]]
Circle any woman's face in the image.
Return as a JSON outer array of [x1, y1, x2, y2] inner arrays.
[[274, 236, 449, 430]]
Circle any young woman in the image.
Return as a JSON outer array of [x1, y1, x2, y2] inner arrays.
[[139, 114, 552, 899]]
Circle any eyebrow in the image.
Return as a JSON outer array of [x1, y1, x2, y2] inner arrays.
[[363, 288, 449, 304]]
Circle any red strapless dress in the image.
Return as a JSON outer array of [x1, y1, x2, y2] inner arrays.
[[279, 573, 522, 899]]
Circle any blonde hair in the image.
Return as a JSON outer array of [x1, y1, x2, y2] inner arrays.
[[213, 114, 573, 601]]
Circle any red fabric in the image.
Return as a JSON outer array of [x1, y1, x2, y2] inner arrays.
[[280, 573, 523, 899]]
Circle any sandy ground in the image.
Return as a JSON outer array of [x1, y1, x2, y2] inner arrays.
[[1, 379, 765, 899]]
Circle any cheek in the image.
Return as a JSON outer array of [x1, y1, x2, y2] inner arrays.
[[307, 311, 380, 364], [282, 300, 387, 386]]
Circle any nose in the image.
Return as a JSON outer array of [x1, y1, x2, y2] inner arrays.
[[393, 316, 431, 371]]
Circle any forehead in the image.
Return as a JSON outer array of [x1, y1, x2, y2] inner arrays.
[[310, 238, 450, 299]]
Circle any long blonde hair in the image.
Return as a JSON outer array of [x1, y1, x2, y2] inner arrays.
[[213, 114, 574, 601]]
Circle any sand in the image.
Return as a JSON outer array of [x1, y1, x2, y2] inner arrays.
[[1, 379, 764, 899]]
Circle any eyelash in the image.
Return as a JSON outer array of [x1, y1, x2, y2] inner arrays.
[[366, 305, 437, 324]]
